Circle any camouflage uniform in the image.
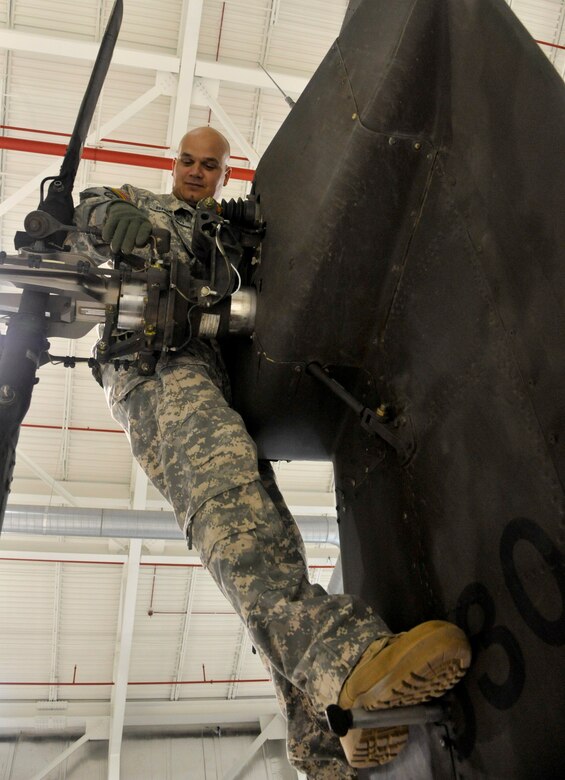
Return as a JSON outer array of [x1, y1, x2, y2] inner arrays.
[[72, 185, 390, 779]]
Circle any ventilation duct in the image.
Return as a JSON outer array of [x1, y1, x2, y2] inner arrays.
[[3, 505, 343, 593], [2, 505, 339, 546]]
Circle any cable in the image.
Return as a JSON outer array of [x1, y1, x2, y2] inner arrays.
[[168, 303, 198, 353], [231, 263, 242, 295], [214, 225, 235, 302]]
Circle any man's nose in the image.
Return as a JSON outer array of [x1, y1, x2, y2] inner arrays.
[[189, 163, 203, 178]]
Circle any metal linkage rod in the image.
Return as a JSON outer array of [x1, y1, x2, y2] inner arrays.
[[325, 702, 448, 737]]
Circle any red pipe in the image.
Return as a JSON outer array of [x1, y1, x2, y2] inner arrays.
[[0, 557, 334, 570], [208, 3, 227, 127], [22, 423, 124, 434], [0, 126, 168, 150], [0, 136, 255, 181], [0, 677, 271, 686], [216, 3, 227, 61], [537, 39, 565, 51], [0, 125, 249, 161]]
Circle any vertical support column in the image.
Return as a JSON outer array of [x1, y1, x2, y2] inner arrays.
[[130, 462, 148, 510], [107, 538, 142, 779], [169, 0, 205, 147]]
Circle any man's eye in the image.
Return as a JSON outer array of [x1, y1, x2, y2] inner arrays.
[[204, 163, 217, 170]]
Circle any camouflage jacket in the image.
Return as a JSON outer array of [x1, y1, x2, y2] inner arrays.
[[70, 184, 230, 409]]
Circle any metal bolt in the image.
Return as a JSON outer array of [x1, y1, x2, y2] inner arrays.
[[201, 286, 212, 297], [98, 341, 107, 352], [414, 142, 422, 150], [389, 137, 397, 145], [352, 112, 358, 120], [140, 362, 151, 373]]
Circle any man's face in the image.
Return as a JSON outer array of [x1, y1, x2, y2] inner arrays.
[[172, 131, 231, 206]]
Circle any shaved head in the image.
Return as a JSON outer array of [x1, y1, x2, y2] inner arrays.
[[172, 127, 232, 205], [176, 127, 231, 160]]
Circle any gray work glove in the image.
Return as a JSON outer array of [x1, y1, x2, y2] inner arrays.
[[102, 200, 153, 254]]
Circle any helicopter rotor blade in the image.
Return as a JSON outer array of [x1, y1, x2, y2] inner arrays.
[[58, 0, 123, 192]]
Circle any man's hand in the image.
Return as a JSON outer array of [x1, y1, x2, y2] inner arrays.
[[102, 201, 153, 254]]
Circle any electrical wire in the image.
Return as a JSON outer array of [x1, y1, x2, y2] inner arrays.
[[168, 303, 198, 353], [231, 262, 242, 295], [214, 225, 236, 301]]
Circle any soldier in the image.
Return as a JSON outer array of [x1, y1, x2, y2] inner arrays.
[[72, 126, 471, 778]]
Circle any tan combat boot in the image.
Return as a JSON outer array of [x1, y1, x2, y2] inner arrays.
[[337, 620, 471, 768]]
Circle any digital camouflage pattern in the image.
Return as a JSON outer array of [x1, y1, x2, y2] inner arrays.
[[71, 184, 205, 408], [71, 185, 392, 778]]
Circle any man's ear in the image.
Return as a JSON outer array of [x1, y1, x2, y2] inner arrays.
[[172, 158, 177, 176], [223, 166, 232, 186]]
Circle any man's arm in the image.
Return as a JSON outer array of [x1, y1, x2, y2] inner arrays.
[[72, 184, 152, 259]]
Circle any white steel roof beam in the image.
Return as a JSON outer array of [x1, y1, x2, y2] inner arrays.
[[0, 77, 170, 218], [0, 29, 180, 73], [0, 549, 127, 563], [29, 733, 91, 780], [0, 29, 309, 92], [553, 3, 565, 64], [248, 1, 283, 163], [171, 568, 197, 701], [108, 538, 142, 779], [223, 714, 286, 780], [15, 451, 80, 507], [226, 623, 249, 701], [194, 60, 308, 94], [194, 78, 261, 167], [58, 340, 75, 483], [169, 0, 205, 148], [1, 698, 280, 728], [48, 562, 63, 703]]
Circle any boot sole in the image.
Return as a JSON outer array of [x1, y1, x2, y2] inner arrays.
[[340, 725, 409, 768], [355, 622, 471, 710], [338, 622, 471, 769]]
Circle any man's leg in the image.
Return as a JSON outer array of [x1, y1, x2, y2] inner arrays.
[[109, 358, 468, 770], [111, 359, 389, 702], [268, 661, 358, 779]]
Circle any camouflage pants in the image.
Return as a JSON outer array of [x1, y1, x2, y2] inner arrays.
[[107, 350, 389, 779]]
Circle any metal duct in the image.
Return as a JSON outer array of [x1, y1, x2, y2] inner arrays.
[[2, 505, 340, 546]]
